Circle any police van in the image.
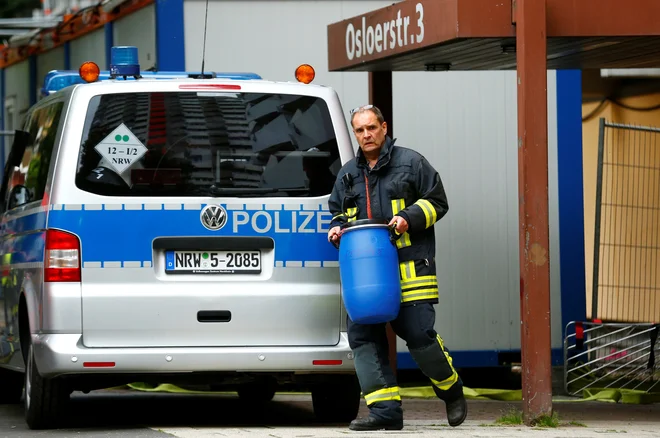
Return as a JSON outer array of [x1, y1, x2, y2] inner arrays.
[[0, 46, 359, 429]]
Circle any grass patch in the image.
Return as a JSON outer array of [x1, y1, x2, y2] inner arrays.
[[495, 408, 524, 425], [494, 409, 586, 429], [531, 412, 560, 428]]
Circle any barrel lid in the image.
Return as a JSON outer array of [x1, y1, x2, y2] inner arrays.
[[340, 218, 389, 231]]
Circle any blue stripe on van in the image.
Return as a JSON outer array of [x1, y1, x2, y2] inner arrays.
[[0, 209, 48, 235], [0, 208, 47, 265], [46, 203, 339, 267]]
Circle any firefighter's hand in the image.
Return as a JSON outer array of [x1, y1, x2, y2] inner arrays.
[[389, 216, 408, 234], [328, 226, 341, 243]]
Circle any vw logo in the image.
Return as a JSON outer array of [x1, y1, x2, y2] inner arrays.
[[200, 204, 228, 231]]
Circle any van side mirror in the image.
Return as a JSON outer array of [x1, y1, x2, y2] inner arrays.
[[7, 185, 31, 210]]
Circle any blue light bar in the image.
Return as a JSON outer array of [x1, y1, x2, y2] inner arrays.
[[41, 70, 263, 96], [110, 46, 141, 78]]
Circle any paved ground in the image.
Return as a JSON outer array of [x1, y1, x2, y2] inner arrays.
[[1, 390, 659, 437]]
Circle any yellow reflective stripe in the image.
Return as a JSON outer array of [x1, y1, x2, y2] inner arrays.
[[431, 335, 459, 390], [346, 207, 357, 222], [364, 387, 401, 405], [399, 261, 415, 281], [332, 213, 345, 221], [401, 290, 439, 302], [391, 199, 403, 215], [414, 199, 437, 229], [401, 287, 438, 297], [401, 276, 437, 290], [401, 272, 438, 302], [390, 199, 411, 248]]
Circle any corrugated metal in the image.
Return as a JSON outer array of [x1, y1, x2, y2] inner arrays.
[[113, 3, 157, 71], [332, 37, 660, 72], [69, 27, 105, 69], [182, 0, 564, 354]]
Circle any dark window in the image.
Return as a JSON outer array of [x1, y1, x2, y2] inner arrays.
[[75, 92, 341, 197], [5, 102, 64, 208]]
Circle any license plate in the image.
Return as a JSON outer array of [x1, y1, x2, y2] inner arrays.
[[165, 250, 261, 274]]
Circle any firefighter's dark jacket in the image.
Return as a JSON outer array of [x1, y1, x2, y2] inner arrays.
[[328, 136, 448, 306]]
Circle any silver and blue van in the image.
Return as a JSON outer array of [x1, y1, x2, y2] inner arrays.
[[0, 46, 359, 429]]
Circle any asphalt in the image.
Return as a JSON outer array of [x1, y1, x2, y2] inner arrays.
[[1, 390, 659, 437]]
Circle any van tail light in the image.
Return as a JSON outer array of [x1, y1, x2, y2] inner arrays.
[[44, 229, 81, 282]]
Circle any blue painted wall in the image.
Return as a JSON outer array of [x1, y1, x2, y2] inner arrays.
[[105, 23, 114, 70], [155, 0, 185, 71], [556, 70, 587, 336]]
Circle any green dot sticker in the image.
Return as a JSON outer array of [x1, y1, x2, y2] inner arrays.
[[202, 252, 209, 259], [115, 135, 121, 141], [123, 135, 129, 142]]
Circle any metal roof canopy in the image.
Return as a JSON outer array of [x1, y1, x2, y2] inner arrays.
[[327, 0, 660, 426], [327, 0, 660, 72]]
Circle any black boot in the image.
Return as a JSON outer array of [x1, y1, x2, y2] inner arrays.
[[446, 394, 467, 427], [349, 416, 404, 431], [433, 382, 468, 427]]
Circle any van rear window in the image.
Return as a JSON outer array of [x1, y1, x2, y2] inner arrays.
[[76, 91, 341, 197]]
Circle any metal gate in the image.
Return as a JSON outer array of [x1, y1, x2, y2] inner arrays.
[[592, 118, 660, 323], [564, 118, 660, 398], [564, 321, 658, 397]]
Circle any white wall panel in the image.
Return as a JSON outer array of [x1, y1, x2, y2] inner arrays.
[[390, 71, 562, 352], [181, 0, 563, 356], [4, 60, 31, 131], [70, 28, 105, 69], [184, 0, 402, 150], [113, 3, 157, 70]]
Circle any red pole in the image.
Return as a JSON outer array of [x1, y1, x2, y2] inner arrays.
[[515, 0, 553, 424]]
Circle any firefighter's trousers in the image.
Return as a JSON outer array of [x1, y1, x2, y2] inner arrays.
[[347, 302, 463, 421]]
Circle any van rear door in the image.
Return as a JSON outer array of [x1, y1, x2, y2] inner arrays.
[[48, 85, 346, 348]]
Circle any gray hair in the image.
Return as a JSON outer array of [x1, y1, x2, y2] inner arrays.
[[350, 105, 385, 126]]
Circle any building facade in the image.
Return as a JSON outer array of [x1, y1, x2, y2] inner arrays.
[[0, 0, 589, 369]]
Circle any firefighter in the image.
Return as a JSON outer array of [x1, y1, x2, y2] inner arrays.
[[327, 105, 467, 431]]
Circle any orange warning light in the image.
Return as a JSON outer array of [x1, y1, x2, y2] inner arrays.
[[79, 61, 100, 83], [295, 64, 315, 84]]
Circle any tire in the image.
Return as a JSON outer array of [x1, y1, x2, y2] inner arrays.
[[311, 374, 361, 423], [237, 382, 277, 404], [24, 344, 70, 430], [0, 366, 24, 404]]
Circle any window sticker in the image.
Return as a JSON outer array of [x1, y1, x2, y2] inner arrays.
[[94, 123, 147, 175]]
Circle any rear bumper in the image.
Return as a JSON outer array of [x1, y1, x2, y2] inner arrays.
[[32, 333, 355, 378]]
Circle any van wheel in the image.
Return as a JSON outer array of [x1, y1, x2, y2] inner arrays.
[[311, 374, 361, 423], [0, 367, 23, 404], [24, 344, 69, 430], [237, 382, 277, 403]]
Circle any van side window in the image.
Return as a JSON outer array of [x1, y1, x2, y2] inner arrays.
[[5, 103, 64, 209]]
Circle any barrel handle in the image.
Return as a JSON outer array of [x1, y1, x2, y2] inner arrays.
[[331, 224, 399, 249], [389, 222, 403, 244]]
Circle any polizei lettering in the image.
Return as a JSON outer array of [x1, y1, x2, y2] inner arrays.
[[345, 2, 424, 61], [232, 210, 332, 234]]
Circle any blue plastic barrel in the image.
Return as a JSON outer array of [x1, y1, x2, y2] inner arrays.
[[338, 219, 401, 324]]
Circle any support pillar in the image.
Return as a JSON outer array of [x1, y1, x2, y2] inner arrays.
[[515, 0, 553, 424], [368, 71, 397, 376]]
